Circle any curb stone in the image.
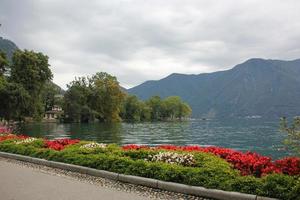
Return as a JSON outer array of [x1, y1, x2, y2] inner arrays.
[[119, 174, 158, 188], [0, 151, 278, 200]]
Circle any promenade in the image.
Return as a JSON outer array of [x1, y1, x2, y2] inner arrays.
[[0, 159, 149, 200]]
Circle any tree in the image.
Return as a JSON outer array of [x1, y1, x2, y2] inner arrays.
[[122, 95, 142, 122], [162, 96, 182, 120], [63, 77, 91, 122], [88, 72, 125, 122], [0, 80, 30, 121], [10, 50, 53, 120], [177, 102, 192, 119], [146, 96, 163, 121], [145, 96, 192, 121], [64, 72, 125, 123], [140, 102, 152, 121], [0, 51, 9, 76], [280, 117, 300, 156]]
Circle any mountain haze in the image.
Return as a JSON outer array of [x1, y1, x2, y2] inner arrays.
[[0, 37, 18, 60], [128, 58, 300, 118]]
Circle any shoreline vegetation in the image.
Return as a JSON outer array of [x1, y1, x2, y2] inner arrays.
[[0, 128, 299, 199], [0, 49, 191, 124]]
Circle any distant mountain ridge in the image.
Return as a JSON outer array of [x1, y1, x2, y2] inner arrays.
[[128, 58, 300, 118], [0, 37, 18, 60]]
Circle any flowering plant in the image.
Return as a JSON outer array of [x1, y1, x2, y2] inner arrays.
[[147, 152, 195, 166], [14, 137, 38, 145], [80, 142, 107, 150], [274, 157, 300, 176], [122, 144, 149, 150], [0, 125, 12, 134], [0, 134, 28, 142], [44, 138, 80, 151]]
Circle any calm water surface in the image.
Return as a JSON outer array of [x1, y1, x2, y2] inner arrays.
[[16, 118, 290, 159]]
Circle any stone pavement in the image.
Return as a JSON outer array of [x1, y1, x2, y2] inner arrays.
[[0, 159, 149, 200]]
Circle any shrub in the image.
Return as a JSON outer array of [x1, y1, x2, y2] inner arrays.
[[261, 174, 300, 200], [226, 176, 263, 195]]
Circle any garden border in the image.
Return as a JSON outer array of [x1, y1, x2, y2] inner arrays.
[[0, 151, 277, 200]]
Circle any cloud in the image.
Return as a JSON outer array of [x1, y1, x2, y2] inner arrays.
[[1, 0, 300, 89]]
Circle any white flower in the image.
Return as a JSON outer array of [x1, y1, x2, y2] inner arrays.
[[80, 142, 107, 150], [148, 152, 195, 166], [15, 137, 37, 145]]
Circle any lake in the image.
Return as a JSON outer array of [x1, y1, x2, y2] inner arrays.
[[15, 118, 291, 159]]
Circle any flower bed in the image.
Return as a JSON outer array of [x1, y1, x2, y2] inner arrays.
[[122, 144, 300, 177], [0, 132, 299, 200]]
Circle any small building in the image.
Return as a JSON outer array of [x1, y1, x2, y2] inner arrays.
[[44, 105, 63, 121]]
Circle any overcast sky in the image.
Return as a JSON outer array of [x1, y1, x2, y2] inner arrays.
[[1, 0, 300, 89]]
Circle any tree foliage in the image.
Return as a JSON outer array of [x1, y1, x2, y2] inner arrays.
[[0, 48, 192, 123], [10, 50, 53, 120], [280, 117, 300, 156], [120, 95, 143, 122], [0, 50, 53, 121], [88, 72, 125, 122], [0, 80, 30, 121], [121, 95, 192, 122], [64, 72, 125, 123]]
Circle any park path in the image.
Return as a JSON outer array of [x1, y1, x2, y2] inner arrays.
[[0, 159, 149, 200]]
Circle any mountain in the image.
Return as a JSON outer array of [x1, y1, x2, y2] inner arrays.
[[0, 37, 18, 60], [128, 58, 300, 118]]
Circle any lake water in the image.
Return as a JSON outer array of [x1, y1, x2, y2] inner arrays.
[[16, 118, 291, 159]]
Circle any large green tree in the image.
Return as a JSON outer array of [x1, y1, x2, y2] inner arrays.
[[64, 77, 91, 122], [10, 50, 53, 119], [88, 72, 125, 122], [64, 72, 125, 123], [146, 96, 163, 121], [121, 95, 143, 122]]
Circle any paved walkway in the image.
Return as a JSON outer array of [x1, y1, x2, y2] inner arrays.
[[0, 159, 149, 200]]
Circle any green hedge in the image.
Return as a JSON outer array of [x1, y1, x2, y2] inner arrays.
[[0, 140, 299, 200]]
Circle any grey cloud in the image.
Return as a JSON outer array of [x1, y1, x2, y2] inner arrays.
[[1, 0, 300, 89]]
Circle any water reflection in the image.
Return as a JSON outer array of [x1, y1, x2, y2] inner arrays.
[[16, 118, 291, 159]]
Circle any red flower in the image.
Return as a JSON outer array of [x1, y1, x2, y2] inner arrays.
[[275, 157, 300, 176], [44, 138, 80, 151], [0, 126, 12, 134], [122, 144, 149, 150]]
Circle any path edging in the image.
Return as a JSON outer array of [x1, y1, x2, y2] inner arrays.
[[0, 151, 277, 200]]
